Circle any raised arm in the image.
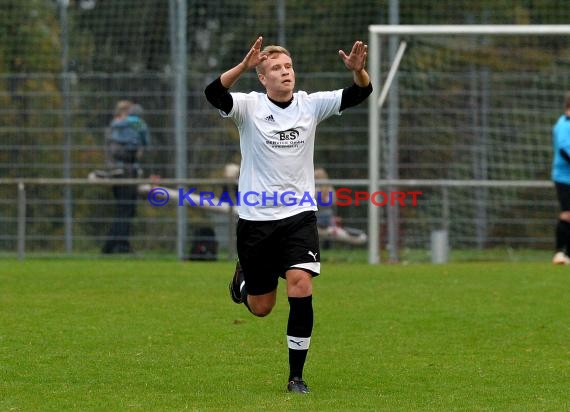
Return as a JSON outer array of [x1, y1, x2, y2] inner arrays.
[[205, 36, 269, 113], [338, 40, 370, 87], [338, 41, 372, 112], [220, 36, 268, 88]]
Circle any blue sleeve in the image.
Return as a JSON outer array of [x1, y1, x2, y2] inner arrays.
[[139, 122, 150, 146], [127, 115, 150, 146]]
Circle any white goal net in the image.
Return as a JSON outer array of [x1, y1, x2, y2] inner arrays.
[[367, 25, 570, 263]]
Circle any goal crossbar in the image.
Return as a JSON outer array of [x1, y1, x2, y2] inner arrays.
[[369, 24, 570, 36]]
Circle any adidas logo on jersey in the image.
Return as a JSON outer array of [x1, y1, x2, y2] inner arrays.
[[264, 114, 275, 122]]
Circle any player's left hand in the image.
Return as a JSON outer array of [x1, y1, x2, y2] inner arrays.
[[242, 36, 268, 70], [338, 41, 368, 72]]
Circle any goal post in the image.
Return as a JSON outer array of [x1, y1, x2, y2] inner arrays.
[[367, 25, 570, 264]]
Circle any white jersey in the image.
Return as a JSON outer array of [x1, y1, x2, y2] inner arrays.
[[221, 89, 343, 221]]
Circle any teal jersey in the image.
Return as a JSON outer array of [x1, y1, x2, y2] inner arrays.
[[110, 115, 150, 150], [552, 115, 570, 184]]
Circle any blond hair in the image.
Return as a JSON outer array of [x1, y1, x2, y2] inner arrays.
[[255, 45, 291, 74], [314, 168, 329, 180], [315, 168, 334, 205], [114, 100, 133, 117]]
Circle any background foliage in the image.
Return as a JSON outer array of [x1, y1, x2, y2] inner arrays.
[[1, 0, 569, 254]]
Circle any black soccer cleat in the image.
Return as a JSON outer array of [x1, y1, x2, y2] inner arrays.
[[229, 261, 245, 304], [287, 378, 310, 394]]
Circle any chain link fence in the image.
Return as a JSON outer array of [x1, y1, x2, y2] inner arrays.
[[1, 1, 569, 261]]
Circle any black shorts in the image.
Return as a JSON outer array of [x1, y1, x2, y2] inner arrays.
[[236, 211, 320, 296], [555, 181, 570, 211]]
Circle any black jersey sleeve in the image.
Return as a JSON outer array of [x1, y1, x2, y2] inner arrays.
[[339, 82, 373, 112], [204, 77, 233, 114]]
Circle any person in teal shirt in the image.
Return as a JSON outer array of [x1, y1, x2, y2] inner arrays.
[[102, 100, 150, 254], [551, 91, 570, 264]]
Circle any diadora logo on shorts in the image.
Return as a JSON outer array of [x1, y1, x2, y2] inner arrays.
[[264, 114, 275, 122]]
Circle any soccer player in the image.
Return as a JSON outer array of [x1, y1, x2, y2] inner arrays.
[[551, 91, 570, 264], [204, 36, 372, 393]]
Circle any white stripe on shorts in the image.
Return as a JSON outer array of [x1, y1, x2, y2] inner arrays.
[[290, 262, 320, 274]]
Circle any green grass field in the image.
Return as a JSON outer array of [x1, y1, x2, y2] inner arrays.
[[1, 259, 569, 411]]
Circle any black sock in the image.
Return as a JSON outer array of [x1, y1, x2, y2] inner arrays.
[[555, 220, 570, 252], [287, 296, 313, 381]]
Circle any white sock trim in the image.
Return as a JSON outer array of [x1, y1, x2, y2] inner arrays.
[[287, 335, 311, 350]]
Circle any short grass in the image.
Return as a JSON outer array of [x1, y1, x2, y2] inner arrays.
[[1, 260, 569, 411]]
